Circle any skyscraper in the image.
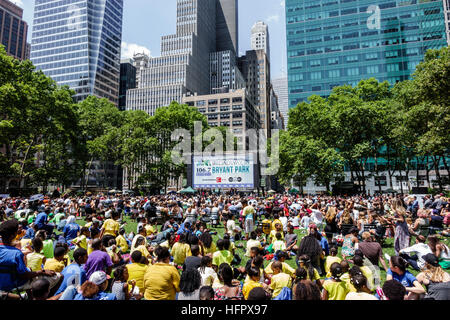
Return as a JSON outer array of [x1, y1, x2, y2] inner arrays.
[[285, 0, 448, 108], [444, 0, 450, 45], [251, 21, 270, 60], [272, 77, 289, 129], [119, 59, 136, 111], [30, 0, 123, 105], [216, 0, 239, 55], [126, 0, 217, 115], [0, 0, 28, 60]]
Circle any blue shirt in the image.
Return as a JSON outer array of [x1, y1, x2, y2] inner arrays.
[[74, 292, 117, 300], [24, 227, 35, 239], [387, 269, 417, 288], [0, 245, 29, 291], [55, 263, 87, 295], [35, 212, 48, 229], [63, 223, 80, 242], [320, 237, 329, 256]]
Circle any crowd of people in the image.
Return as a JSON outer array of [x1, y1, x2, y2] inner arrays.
[[0, 191, 449, 301]]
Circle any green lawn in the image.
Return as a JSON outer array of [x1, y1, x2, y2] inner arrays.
[[70, 216, 450, 286]]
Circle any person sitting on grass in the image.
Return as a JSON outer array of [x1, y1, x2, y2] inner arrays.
[[171, 233, 192, 267], [247, 286, 272, 300], [112, 265, 140, 300], [55, 248, 88, 297], [345, 272, 378, 300], [177, 269, 202, 300], [26, 237, 46, 272], [296, 254, 321, 289], [214, 263, 243, 300], [380, 279, 406, 300], [321, 262, 349, 300], [269, 261, 292, 299], [245, 231, 263, 257], [115, 228, 129, 254], [31, 278, 60, 300], [272, 232, 287, 253], [199, 286, 215, 300], [84, 238, 113, 280], [243, 267, 265, 300], [212, 239, 233, 270], [43, 247, 66, 273], [265, 251, 296, 280], [72, 227, 89, 251], [386, 255, 425, 300], [74, 271, 116, 300], [325, 246, 341, 278], [353, 254, 375, 291]]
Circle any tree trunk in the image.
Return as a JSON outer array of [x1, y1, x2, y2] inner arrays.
[[19, 138, 35, 189], [432, 156, 443, 191], [441, 155, 450, 182]]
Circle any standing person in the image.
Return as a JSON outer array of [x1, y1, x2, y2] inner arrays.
[[84, 239, 113, 280], [394, 212, 410, 255], [341, 226, 359, 260], [242, 200, 256, 240], [386, 256, 425, 300], [324, 206, 338, 242], [321, 263, 349, 300], [143, 246, 180, 300]]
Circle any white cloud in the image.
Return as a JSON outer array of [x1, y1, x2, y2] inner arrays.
[[280, 0, 285, 7], [121, 42, 151, 60], [266, 15, 280, 23]]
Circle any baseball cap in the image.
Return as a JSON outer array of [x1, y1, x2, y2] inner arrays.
[[89, 271, 110, 285], [423, 253, 440, 267]]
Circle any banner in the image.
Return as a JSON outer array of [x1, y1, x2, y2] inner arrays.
[[193, 154, 254, 189]]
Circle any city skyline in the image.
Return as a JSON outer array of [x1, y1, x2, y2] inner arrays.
[[13, 0, 288, 79]]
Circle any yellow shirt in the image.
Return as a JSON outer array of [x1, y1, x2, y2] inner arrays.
[[203, 242, 217, 255], [171, 242, 191, 265], [325, 256, 342, 277], [360, 266, 374, 291], [84, 222, 93, 228], [73, 235, 87, 250], [243, 279, 263, 300], [143, 263, 180, 300], [323, 279, 350, 300], [133, 245, 150, 259], [145, 225, 157, 236], [126, 263, 149, 293], [116, 235, 129, 253], [87, 241, 94, 255], [340, 273, 356, 292], [27, 252, 45, 272], [270, 272, 292, 298], [212, 250, 233, 267], [102, 219, 119, 237], [269, 229, 284, 244], [44, 258, 65, 273], [265, 261, 295, 277], [245, 239, 262, 257]]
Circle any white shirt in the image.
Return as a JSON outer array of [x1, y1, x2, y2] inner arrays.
[[198, 266, 217, 287], [345, 292, 378, 300], [226, 219, 237, 237], [279, 216, 288, 232], [400, 243, 433, 270], [290, 216, 300, 228]]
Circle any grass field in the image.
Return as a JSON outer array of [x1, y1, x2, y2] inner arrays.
[[72, 216, 450, 286]]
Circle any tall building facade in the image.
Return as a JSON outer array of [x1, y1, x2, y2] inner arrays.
[[0, 0, 28, 60], [285, 0, 448, 108], [444, 0, 450, 45], [126, 0, 218, 115], [30, 0, 123, 105], [272, 77, 289, 129], [210, 50, 245, 93], [216, 0, 238, 54], [132, 52, 150, 88], [119, 59, 136, 111], [238, 49, 271, 139], [251, 21, 270, 60]]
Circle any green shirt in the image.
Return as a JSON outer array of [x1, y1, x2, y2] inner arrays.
[[212, 250, 233, 267]]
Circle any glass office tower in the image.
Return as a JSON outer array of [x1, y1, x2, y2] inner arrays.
[[30, 0, 123, 105], [285, 0, 448, 108]]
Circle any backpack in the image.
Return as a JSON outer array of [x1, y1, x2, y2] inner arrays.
[[273, 287, 292, 300]]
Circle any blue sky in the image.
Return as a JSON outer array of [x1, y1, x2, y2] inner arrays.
[[13, 0, 287, 79]]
